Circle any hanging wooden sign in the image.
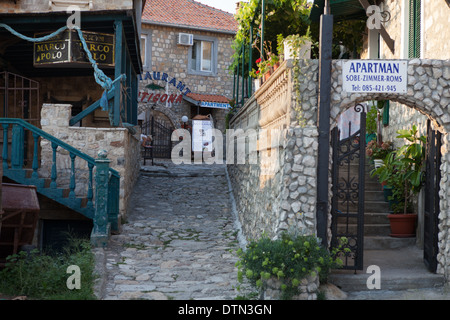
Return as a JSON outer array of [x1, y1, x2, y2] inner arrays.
[[33, 30, 115, 68]]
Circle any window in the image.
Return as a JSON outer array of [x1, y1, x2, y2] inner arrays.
[[141, 30, 152, 70], [188, 36, 217, 76], [408, 0, 421, 58], [141, 35, 147, 67], [191, 40, 213, 72]]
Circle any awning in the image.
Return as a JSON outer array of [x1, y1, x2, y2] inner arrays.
[[310, 0, 367, 22], [184, 93, 231, 110]]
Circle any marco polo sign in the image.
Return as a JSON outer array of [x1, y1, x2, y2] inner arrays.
[[33, 30, 115, 67]]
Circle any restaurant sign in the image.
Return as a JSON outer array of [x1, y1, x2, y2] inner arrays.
[[139, 71, 192, 105], [34, 30, 115, 67]]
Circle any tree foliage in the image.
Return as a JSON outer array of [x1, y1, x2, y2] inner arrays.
[[230, 0, 312, 73], [230, 0, 367, 74]]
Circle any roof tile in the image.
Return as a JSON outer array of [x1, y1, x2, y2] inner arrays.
[[187, 93, 230, 103], [142, 0, 238, 33]]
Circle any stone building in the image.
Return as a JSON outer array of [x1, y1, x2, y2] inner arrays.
[[0, 0, 144, 254], [138, 0, 237, 145]]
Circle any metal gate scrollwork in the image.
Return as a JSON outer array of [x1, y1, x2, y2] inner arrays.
[[330, 103, 366, 271]]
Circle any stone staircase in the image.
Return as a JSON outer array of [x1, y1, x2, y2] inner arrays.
[[337, 159, 416, 249], [330, 157, 445, 295]]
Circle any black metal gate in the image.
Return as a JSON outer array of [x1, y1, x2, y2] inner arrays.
[[330, 104, 366, 270], [141, 116, 173, 164], [423, 120, 441, 273]]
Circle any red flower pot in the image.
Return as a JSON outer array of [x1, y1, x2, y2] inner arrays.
[[387, 213, 417, 238]]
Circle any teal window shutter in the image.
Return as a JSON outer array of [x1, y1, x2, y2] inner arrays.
[[408, 0, 421, 58]]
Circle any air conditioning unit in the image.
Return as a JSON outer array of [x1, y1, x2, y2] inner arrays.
[[178, 33, 194, 46]]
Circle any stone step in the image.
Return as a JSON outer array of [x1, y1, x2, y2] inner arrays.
[[328, 246, 445, 292], [364, 190, 386, 202], [335, 177, 383, 192], [338, 200, 390, 213], [337, 223, 390, 236], [337, 212, 389, 225], [329, 268, 445, 292], [364, 236, 417, 250]]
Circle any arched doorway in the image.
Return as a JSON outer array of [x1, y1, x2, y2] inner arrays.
[[325, 59, 449, 280], [138, 103, 177, 162], [331, 98, 444, 272], [328, 102, 447, 298]]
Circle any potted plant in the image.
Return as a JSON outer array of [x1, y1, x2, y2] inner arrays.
[[373, 125, 426, 237], [250, 55, 274, 83]]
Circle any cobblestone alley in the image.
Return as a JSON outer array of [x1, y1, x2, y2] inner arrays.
[[95, 161, 249, 300]]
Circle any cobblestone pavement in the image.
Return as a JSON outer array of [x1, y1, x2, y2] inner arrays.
[[96, 161, 250, 300]]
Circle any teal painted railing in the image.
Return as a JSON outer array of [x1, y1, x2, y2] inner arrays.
[[0, 118, 120, 247]]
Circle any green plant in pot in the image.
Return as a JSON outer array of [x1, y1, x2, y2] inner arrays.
[[381, 125, 426, 237]]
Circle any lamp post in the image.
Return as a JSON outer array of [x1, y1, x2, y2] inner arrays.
[[181, 115, 188, 129]]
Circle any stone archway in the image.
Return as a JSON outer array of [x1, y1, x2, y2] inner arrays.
[[138, 103, 181, 129], [328, 59, 450, 277]]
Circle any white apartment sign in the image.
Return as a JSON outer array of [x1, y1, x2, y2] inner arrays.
[[343, 60, 407, 93], [200, 101, 231, 110]]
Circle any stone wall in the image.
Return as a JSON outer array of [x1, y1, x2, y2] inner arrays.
[[422, 1, 450, 60], [227, 60, 319, 241], [40, 104, 141, 219], [262, 275, 319, 300]]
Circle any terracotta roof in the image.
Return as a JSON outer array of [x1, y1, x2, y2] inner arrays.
[[186, 93, 230, 103], [142, 0, 238, 34]]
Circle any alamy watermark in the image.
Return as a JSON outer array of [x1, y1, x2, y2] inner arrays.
[[366, 265, 381, 290], [66, 5, 81, 29], [366, 5, 391, 30], [170, 128, 283, 175], [66, 265, 81, 290]]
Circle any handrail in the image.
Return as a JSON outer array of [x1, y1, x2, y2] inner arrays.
[[0, 118, 119, 178]]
